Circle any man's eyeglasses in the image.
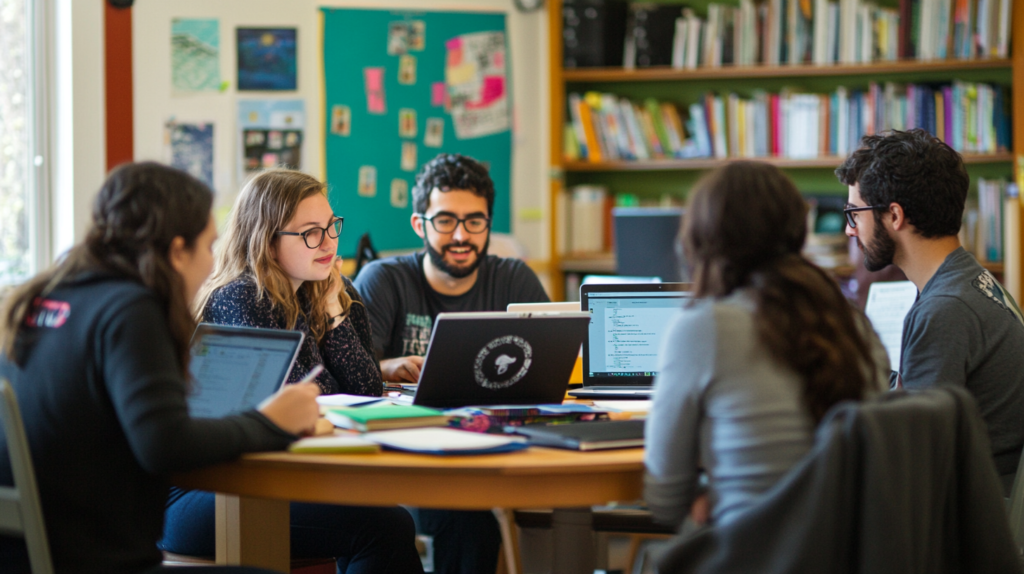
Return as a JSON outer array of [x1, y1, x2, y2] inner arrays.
[[276, 217, 343, 249], [419, 214, 491, 234], [843, 205, 885, 229]]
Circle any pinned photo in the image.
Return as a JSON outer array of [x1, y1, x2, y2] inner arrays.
[[387, 21, 408, 55], [245, 130, 265, 146], [398, 108, 417, 138], [358, 165, 377, 198], [400, 142, 418, 172], [267, 130, 283, 150], [261, 152, 279, 168], [330, 104, 351, 136], [408, 21, 426, 51], [390, 178, 409, 209], [398, 55, 417, 85], [424, 118, 444, 148]]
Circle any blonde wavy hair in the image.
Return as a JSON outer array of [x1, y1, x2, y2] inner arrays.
[[196, 169, 352, 344]]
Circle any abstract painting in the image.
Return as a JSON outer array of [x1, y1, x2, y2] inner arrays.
[[237, 28, 297, 91]]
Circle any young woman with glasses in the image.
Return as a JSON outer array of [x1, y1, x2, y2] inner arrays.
[[644, 161, 890, 530], [0, 163, 320, 573], [160, 169, 423, 573]]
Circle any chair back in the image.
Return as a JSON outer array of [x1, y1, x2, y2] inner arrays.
[[1009, 445, 1024, 553], [0, 378, 53, 574]]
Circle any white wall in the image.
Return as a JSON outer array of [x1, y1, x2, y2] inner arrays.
[[131, 0, 550, 261], [53, 0, 106, 254]]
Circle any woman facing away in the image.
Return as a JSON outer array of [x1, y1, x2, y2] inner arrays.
[[160, 169, 423, 573], [644, 161, 890, 529], [0, 162, 320, 574]]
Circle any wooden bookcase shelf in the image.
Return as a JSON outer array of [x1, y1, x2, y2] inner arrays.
[[563, 153, 1014, 173], [561, 58, 1013, 83], [546, 0, 1024, 301]]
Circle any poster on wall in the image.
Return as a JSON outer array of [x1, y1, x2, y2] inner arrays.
[[237, 28, 297, 91], [171, 19, 221, 92], [445, 31, 509, 140], [237, 100, 305, 177], [165, 120, 214, 188]]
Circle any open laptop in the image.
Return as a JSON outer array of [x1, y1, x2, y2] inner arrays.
[[411, 312, 591, 409], [187, 323, 305, 418], [569, 283, 691, 399]]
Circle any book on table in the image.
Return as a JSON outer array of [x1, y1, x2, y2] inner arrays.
[[288, 435, 381, 454], [326, 404, 449, 432], [510, 420, 646, 451]]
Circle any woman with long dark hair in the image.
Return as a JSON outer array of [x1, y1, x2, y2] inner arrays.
[[0, 162, 319, 573], [644, 161, 889, 529]]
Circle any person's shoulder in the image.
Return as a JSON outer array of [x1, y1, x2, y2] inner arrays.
[[355, 253, 420, 285], [208, 276, 260, 303], [63, 274, 156, 313]]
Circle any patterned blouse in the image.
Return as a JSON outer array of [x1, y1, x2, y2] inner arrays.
[[202, 275, 383, 397]]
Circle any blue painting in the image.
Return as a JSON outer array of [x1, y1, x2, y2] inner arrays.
[[169, 122, 214, 189], [237, 28, 297, 91]]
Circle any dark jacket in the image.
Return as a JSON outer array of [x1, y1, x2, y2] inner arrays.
[[657, 388, 1020, 574], [0, 273, 295, 574]]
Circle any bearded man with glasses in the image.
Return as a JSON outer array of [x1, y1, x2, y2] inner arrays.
[[837, 129, 1024, 495], [353, 153, 548, 573]]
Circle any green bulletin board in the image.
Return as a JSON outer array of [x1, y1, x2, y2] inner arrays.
[[321, 8, 511, 257]]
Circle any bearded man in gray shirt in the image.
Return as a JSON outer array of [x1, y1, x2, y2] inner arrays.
[[837, 129, 1024, 491]]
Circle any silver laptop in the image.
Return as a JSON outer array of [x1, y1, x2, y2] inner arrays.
[[187, 323, 305, 418], [569, 283, 691, 399], [412, 312, 590, 409]]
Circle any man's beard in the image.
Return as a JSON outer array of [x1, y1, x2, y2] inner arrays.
[[425, 236, 489, 279], [860, 220, 896, 272]]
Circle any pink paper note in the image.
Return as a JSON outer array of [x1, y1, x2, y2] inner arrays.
[[364, 67, 384, 91], [432, 82, 446, 107], [367, 92, 386, 114], [481, 76, 504, 102], [445, 38, 462, 51]]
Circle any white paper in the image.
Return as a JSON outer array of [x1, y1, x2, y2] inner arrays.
[[316, 394, 386, 407], [364, 427, 523, 452], [593, 400, 653, 412], [864, 280, 918, 371]]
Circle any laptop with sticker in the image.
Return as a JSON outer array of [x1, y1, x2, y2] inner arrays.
[[411, 312, 591, 409], [186, 323, 305, 418]]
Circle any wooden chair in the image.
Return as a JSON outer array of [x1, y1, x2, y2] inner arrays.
[[0, 378, 54, 574]]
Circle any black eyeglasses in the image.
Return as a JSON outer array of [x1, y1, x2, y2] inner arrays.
[[419, 214, 491, 234], [276, 217, 343, 249], [843, 205, 885, 229]]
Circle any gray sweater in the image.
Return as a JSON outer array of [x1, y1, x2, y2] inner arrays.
[[644, 290, 889, 528], [899, 247, 1024, 479]]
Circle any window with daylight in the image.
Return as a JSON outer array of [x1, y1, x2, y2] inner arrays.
[[0, 0, 45, 286]]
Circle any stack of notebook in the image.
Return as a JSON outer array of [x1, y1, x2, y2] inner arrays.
[[326, 404, 449, 432]]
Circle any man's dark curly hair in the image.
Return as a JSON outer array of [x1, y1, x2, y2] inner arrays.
[[412, 153, 495, 216], [835, 129, 968, 238]]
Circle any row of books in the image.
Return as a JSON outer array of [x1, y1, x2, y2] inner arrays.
[[964, 177, 1015, 263], [653, 0, 1012, 70], [564, 82, 1010, 163]]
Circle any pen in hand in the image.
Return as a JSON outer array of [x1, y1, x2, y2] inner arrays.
[[298, 364, 325, 384]]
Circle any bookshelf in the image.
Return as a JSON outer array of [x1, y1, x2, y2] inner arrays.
[[546, 0, 1024, 301]]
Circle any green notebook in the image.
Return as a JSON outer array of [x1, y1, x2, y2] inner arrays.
[[326, 404, 449, 432]]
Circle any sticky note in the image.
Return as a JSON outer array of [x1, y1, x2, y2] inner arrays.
[[364, 67, 384, 91], [432, 82, 446, 107]]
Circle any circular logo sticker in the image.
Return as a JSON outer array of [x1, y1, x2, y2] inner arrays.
[[474, 335, 533, 390]]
